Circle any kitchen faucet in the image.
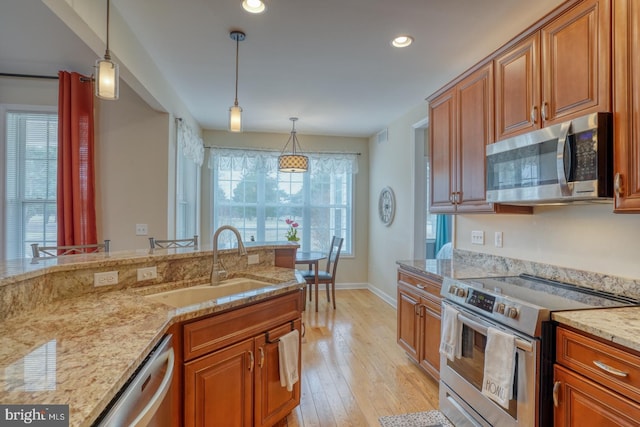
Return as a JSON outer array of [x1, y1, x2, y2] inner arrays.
[[211, 225, 247, 284]]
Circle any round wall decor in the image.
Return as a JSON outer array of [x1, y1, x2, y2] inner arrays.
[[378, 186, 396, 226]]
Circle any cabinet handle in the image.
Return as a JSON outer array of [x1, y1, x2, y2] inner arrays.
[[530, 105, 538, 123], [249, 350, 254, 372], [593, 360, 629, 377], [541, 102, 548, 121], [259, 347, 265, 368], [416, 284, 425, 290], [457, 191, 462, 204], [449, 193, 455, 204], [614, 173, 624, 197], [553, 381, 561, 407]]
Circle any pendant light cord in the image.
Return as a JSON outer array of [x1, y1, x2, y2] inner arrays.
[[105, 0, 112, 60], [234, 35, 239, 107]]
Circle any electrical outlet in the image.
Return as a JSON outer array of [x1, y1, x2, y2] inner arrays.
[[247, 254, 259, 265], [137, 266, 157, 281], [94, 271, 118, 287], [495, 231, 503, 248], [135, 224, 148, 236], [471, 230, 484, 245]]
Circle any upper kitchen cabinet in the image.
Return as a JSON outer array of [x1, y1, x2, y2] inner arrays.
[[495, 0, 611, 141], [429, 63, 531, 214], [613, 0, 640, 211]]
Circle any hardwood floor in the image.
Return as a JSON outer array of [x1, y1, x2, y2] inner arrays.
[[282, 289, 440, 426]]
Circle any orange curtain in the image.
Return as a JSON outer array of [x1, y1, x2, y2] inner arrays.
[[57, 71, 97, 247]]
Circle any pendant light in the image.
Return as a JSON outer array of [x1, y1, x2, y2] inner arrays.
[[95, 0, 119, 100], [278, 118, 309, 173], [228, 30, 245, 132]]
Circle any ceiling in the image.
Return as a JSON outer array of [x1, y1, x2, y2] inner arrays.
[[1, 0, 565, 137]]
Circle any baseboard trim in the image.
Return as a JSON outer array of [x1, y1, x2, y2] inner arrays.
[[332, 282, 397, 308]]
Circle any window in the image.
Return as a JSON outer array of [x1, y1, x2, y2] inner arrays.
[[175, 120, 203, 239], [210, 148, 357, 255], [3, 108, 58, 260]]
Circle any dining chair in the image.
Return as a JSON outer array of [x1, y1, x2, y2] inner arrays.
[[149, 235, 198, 250], [301, 236, 344, 310], [31, 240, 111, 259]]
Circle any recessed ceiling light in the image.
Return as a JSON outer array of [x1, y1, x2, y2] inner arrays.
[[242, 0, 266, 14], [392, 35, 414, 48]]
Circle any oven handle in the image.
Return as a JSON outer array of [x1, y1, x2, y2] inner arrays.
[[456, 310, 534, 353]]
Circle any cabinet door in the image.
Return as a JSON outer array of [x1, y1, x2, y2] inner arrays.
[[613, 0, 640, 211], [397, 286, 420, 361], [184, 339, 254, 427], [429, 87, 457, 213], [541, 0, 610, 125], [456, 63, 495, 213], [495, 33, 541, 140], [554, 365, 640, 427], [419, 297, 441, 381], [254, 320, 301, 427]]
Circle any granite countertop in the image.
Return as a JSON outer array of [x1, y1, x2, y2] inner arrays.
[[0, 265, 305, 427], [552, 307, 640, 354], [396, 258, 510, 281]]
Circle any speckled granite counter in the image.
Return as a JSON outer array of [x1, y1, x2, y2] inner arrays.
[[552, 307, 640, 354], [396, 258, 509, 281], [0, 244, 304, 427]]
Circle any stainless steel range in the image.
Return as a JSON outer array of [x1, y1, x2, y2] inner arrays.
[[439, 274, 638, 427]]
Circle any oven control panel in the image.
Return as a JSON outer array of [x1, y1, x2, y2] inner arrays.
[[467, 289, 495, 313], [443, 279, 521, 321]]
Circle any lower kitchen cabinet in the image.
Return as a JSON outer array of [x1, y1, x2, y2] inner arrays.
[[554, 326, 640, 426], [182, 291, 303, 427], [397, 269, 442, 381]]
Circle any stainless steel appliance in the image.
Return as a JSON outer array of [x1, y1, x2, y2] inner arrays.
[[486, 112, 612, 204], [439, 275, 638, 427], [96, 334, 175, 427]]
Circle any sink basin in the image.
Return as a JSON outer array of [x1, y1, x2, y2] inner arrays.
[[144, 277, 275, 308]]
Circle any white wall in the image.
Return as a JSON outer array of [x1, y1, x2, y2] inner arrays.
[[456, 204, 640, 280], [368, 104, 428, 301], [97, 82, 171, 250], [202, 129, 369, 285]]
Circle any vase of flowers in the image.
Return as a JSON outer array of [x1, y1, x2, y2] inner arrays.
[[285, 218, 300, 242]]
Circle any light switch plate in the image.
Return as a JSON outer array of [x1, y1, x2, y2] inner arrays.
[[137, 266, 157, 281], [135, 224, 148, 236], [247, 254, 259, 265], [94, 271, 118, 287], [471, 230, 484, 245]]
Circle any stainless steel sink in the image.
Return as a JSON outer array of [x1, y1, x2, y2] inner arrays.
[[144, 277, 275, 308]]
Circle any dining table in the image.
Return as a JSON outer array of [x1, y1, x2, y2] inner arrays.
[[295, 251, 327, 312]]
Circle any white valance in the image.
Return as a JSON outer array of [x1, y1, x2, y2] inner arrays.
[[177, 120, 205, 166], [208, 147, 359, 174]]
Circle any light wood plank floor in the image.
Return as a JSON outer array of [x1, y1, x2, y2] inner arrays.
[[282, 289, 440, 426]]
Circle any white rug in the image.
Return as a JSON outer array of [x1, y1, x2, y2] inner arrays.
[[379, 410, 454, 427]]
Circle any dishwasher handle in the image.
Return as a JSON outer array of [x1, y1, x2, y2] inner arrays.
[[130, 346, 175, 427]]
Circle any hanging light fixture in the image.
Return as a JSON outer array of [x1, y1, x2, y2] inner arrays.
[[228, 30, 245, 132], [95, 0, 119, 100], [278, 117, 309, 173]]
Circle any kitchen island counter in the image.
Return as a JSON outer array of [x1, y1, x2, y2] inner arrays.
[[0, 244, 304, 427]]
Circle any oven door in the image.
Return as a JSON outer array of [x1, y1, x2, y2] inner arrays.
[[439, 302, 539, 427]]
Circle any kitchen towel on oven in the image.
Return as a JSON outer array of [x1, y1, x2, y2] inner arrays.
[[439, 304, 462, 361], [482, 326, 516, 409], [278, 329, 300, 392]]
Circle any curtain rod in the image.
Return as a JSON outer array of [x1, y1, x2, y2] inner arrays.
[[205, 145, 361, 156], [0, 72, 92, 82]]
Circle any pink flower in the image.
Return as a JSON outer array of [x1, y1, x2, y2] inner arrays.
[[292, 222, 299, 228], [285, 218, 293, 225]]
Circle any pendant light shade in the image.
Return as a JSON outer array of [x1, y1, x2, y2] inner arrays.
[[228, 31, 245, 132], [278, 118, 309, 173], [95, 0, 119, 100]]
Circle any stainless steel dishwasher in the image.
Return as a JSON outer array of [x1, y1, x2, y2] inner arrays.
[[96, 334, 175, 427]]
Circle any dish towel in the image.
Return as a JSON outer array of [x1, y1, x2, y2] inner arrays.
[[482, 326, 516, 409], [278, 329, 300, 392], [439, 304, 462, 362]]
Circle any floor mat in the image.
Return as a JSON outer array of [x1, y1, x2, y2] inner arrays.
[[378, 410, 454, 427]]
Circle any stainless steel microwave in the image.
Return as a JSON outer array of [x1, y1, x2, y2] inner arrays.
[[486, 112, 612, 204]]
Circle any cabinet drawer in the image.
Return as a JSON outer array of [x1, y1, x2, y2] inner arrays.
[[183, 291, 302, 361], [556, 327, 640, 403], [397, 270, 442, 300]]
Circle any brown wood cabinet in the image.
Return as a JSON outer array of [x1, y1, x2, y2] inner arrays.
[[613, 0, 640, 211], [554, 326, 640, 426], [495, 0, 611, 140], [429, 63, 531, 214], [396, 268, 443, 381], [183, 291, 303, 427]]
